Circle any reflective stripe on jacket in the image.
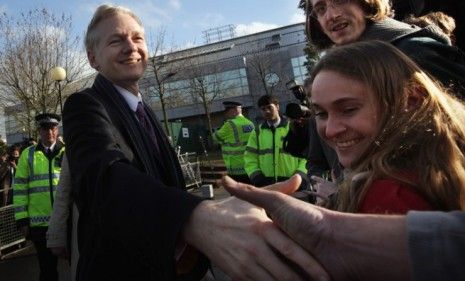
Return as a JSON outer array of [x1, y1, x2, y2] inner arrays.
[[14, 144, 65, 227], [244, 118, 307, 181], [214, 115, 254, 175]]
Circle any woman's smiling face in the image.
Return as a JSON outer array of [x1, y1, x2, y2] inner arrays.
[[311, 70, 381, 168]]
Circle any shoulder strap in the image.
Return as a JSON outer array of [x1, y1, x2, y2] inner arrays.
[[255, 124, 261, 151], [255, 125, 261, 168], [28, 146, 36, 178], [227, 120, 240, 144]]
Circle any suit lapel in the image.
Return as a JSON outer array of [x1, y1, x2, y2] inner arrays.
[[90, 74, 186, 188], [144, 103, 185, 188], [92, 74, 159, 178]]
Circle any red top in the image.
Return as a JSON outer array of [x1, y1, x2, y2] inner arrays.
[[358, 177, 434, 214]]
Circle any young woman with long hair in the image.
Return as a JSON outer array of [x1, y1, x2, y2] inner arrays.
[[309, 40, 465, 213]]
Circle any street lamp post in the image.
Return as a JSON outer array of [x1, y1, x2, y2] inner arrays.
[[50, 66, 67, 114]]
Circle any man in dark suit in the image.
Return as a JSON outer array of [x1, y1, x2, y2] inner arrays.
[[63, 4, 323, 281]]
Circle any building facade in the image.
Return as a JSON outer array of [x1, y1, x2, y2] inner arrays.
[[140, 22, 310, 151], [3, 23, 310, 150]]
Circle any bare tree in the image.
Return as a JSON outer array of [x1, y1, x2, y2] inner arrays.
[[0, 8, 88, 137], [187, 57, 233, 138], [247, 52, 275, 96], [245, 50, 290, 97], [146, 27, 181, 138]]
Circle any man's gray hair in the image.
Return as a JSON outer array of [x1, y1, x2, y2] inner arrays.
[[85, 4, 144, 51]]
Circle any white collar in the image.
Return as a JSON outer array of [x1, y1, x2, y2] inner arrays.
[[114, 84, 142, 112], [43, 142, 56, 151], [267, 116, 281, 128]]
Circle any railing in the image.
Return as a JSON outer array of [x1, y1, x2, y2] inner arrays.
[[176, 147, 202, 189], [0, 203, 26, 259]]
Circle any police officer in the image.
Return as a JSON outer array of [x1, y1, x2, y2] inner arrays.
[[14, 113, 65, 281], [213, 101, 254, 183], [244, 95, 308, 189]]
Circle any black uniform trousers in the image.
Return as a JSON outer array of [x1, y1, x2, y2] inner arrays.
[[30, 227, 58, 281]]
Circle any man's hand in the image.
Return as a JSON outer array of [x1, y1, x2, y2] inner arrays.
[[223, 174, 411, 281], [183, 176, 329, 281], [223, 175, 354, 279]]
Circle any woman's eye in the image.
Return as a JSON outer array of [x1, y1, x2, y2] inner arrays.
[[314, 111, 327, 119], [343, 107, 358, 115]]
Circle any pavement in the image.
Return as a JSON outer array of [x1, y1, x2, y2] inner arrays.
[[0, 186, 232, 281]]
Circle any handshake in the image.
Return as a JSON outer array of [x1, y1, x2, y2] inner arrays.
[[206, 175, 412, 281]]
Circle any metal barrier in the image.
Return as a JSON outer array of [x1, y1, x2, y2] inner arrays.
[[176, 147, 202, 189], [0, 204, 26, 259]]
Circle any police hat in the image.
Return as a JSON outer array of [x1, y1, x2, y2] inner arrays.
[[35, 113, 61, 127], [223, 101, 242, 109]]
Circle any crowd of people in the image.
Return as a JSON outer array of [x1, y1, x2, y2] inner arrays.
[[5, 0, 465, 281], [0, 139, 36, 207]]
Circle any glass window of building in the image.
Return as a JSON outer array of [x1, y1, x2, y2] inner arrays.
[[145, 68, 249, 108], [5, 115, 22, 134], [291, 56, 309, 85]]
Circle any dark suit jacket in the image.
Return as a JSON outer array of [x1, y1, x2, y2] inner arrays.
[[63, 74, 207, 281]]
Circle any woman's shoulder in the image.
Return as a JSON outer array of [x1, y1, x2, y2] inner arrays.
[[358, 175, 434, 214]]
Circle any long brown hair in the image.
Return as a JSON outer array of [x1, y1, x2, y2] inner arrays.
[[309, 40, 465, 211]]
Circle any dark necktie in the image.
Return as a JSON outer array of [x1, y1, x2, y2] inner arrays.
[[136, 102, 160, 154]]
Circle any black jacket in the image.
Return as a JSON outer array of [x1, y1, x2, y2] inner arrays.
[[63, 74, 208, 281], [361, 17, 465, 96]]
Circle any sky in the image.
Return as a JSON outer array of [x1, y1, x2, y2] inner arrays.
[[0, 0, 305, 52]]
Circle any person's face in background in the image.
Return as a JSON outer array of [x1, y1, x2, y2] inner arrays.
[[260, 103, 280, 122], [39, 125, 59, 147], [310, 0, 367, 45], [310, 70, 380, 168], [87, 12, 148, 93], [9, 149, 20, 165], [225, 107, 238, 119]]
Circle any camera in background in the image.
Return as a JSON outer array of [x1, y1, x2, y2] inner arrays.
[[284, 79, 312, 119]]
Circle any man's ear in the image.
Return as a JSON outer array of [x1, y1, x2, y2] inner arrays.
[[406, 84, 426, 110], [87, 49, 99, 70]]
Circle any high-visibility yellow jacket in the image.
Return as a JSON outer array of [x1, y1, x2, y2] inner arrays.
[[214, 114, 254, 175], [14, 143, 65, 227], [244, 118, 307, 184]]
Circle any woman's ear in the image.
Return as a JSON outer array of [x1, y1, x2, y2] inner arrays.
[[406, 84, 426, 110]]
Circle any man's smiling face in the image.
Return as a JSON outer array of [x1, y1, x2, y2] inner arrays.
[[311, 0, 367, 45], [87, 12, 148, 90]]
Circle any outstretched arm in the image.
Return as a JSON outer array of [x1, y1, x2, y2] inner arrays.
[[182, 177, 329, 281], [223, 175, 411, 281]]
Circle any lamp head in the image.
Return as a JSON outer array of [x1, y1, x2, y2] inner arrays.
[[50, 66, 67, 82]]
